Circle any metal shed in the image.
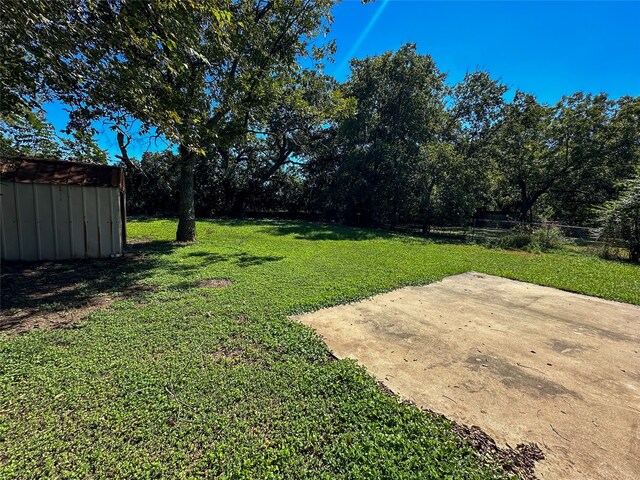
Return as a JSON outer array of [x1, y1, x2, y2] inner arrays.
[[1, 156, 126, 261]]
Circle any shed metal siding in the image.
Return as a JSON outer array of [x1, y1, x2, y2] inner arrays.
[[1, 182, 123, 261]]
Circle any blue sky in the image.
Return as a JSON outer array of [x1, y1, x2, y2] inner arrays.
[[326, 0, 640, 101], [46, 0, 640, 159]]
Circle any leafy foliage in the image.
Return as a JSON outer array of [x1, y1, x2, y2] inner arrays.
[[599, 171, 640, 262], [68, 0, 338, 240], [490, 225, 567, 253], [0, 109, 107, 163], [0, 0, 87, 115], [303, 44, 484, 229], [116, 41, 639, 244], [3, 1, 638, 244], [2, 0, 341, 240], [0, 110, 60, 158], [491, 92, 639, 222], [124, 150, 304, 217]]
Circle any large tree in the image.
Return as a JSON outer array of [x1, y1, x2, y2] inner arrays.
[[4, 0, 338, 240], [328, 44, 449, 226], [306, 45, 501, 229], [547, 94, 640, 223], [492, 92, 560, 221], [213, 69, 353, 216], [492, 91, 639, 222], [443, 70, 508, 221]]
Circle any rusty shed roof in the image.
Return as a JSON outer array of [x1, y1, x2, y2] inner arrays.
[[0, 156, 125, 191]]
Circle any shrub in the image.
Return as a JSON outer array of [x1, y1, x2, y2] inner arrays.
[[598, 172, 640, 263], [530, 225, 567, 250], [491, 225, 567, 252]]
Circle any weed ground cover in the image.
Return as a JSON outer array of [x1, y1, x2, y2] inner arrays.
[[1, 219, 638, 479]]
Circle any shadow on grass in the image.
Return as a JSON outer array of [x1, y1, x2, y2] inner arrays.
[[0, 241, 177, 333], [257, 221, 395, 241], [157, 251, 285, 278], [184, 251, 284, 267], [257, 220, 473, 245], [128, 216, 471, 246]]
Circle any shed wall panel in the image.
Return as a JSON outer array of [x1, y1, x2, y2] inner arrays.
[[97, 187, 112, 255], [53, 185, 72, 259], [17, 183, 38, 260], [83, 187, 100, 258], [35, 184, 56, 260], [99, 188, 110, 255], [1, 181, 123, 261], [110, 188, 121, 253], [1, 182, 21, 260], [68, 186, 85, 258]]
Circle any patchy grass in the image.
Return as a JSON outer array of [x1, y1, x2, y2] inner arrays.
[[1, 219, 638, 479]]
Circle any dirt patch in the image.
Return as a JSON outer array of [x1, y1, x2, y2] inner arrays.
[[126, 236, 154, 245], [0, 284, 158, 336], [198, 278, 232, 289], [208, 347, 244, 362], [205, 344, 263, 365], [0, 283, 157, 337], [1, 247, 164, 336], [1, 297, 112, 336], [294, 272, 640, 479]]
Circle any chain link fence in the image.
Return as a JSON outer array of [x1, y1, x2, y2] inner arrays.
[[466, 218, 599, 245]]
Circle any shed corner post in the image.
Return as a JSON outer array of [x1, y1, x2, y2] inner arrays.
[[120, 190, 127, 247]]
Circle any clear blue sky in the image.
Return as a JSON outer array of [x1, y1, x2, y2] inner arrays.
[[326, 0, 640, 102], [46, 0, 640, 159]]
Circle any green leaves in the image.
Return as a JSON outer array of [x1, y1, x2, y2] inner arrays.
[[490, 91, 639, 223], [598, 169, 640, 262]]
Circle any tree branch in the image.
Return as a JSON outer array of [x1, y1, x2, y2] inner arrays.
[[115, 130, 138, 171]]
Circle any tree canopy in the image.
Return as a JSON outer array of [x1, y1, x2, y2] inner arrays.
[[2, 0, 339, 240]]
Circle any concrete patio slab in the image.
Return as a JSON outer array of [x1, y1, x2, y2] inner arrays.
[[293, 272, 640, 479]]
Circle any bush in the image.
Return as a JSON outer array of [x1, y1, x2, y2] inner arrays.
[[491, 225, 567, 252], [598, 172, 640, 263], [493, 227, 532, 250], [530, 225, 567, 250]]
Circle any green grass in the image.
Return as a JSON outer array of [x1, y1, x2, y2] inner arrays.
[[1, 219, 638, 479]]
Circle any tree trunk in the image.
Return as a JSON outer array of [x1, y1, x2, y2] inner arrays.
[[230, 190, 249, 217], [176, 145, 196, 242], [116, 131, 138, 171], [519, 182, 532, 222], [631, 215, 640, 263], [520, 189, 546, 223], [519, 202, 531, 222], [421, 181, 435, 234]]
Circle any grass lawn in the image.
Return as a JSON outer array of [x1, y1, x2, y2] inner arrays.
[[1, 219, 638, 479]]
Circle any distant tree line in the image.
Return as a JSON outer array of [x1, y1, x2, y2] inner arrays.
[[1, 2, 638, 258], [121, 45, 639, 231]]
